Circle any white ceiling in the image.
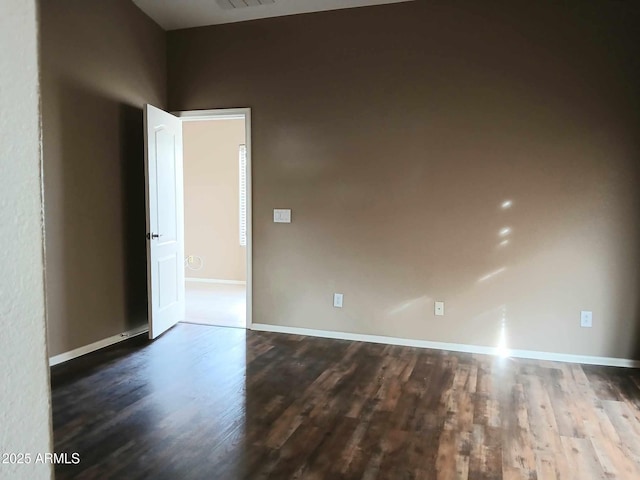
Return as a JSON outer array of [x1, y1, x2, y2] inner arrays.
[[132, 0, 414, 31]]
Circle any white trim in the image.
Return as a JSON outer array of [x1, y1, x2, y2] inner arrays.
[[49, 325, 149, 367], [250, 324, 640, 369], [175, 108, 253, 330], [185, 277, 246, 285]]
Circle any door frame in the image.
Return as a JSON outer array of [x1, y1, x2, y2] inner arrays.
[[175, 108, 253, 329]]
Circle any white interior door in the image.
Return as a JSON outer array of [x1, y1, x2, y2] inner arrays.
[[144, 104, 185, 339]]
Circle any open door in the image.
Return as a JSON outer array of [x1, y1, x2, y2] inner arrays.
[[144, 104, 185, 339]]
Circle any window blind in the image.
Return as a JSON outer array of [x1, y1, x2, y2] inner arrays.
[[239, 144, 247, 247]]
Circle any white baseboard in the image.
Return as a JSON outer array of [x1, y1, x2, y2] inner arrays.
[[48, 322, 640, 369], [185, 277, 246, 285], [49, 325, 149, 367], [250, 323, 640, 369]]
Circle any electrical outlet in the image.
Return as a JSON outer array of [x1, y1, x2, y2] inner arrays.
[[333, 293, 343, 308], [580, 310, 593, 328], [188, 255, 194, 264], [435, 301, 445, 316]]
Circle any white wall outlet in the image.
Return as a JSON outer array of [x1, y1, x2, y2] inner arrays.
[[333, 293, 343, 308], [273, 209, 291, 223], [188, 255, 194, 264], [580, 310, 593, 328], [435, 301, 445, 316]]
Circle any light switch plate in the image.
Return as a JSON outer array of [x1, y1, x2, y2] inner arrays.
[[333, 293, 343, 308], [273, 209, 291, 223]]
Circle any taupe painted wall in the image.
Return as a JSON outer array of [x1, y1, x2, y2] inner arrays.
[[168, 1, 640, 359], [184, 119, 247, 281], [41, 0, 166, 356], [0, 0, 53, 477]]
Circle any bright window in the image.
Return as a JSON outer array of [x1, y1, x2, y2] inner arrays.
[[239, 144, 247, 247]]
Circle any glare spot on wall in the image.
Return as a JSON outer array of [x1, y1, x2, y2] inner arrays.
[[496, 307, 510, 358], [477, 267, 507, 283]]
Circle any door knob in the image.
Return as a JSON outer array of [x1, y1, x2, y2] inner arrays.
[[147, 233, 163, 239]]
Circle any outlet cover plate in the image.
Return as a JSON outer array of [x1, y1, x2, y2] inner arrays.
[[580, 310, 593, 328], [435, 301, 445, 316], [333, 293, 343, 308]]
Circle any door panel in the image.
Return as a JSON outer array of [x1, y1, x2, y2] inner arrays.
[[144, 104, 185, 339], [158, 254, 179, 309], [155, 128, 178, 243]]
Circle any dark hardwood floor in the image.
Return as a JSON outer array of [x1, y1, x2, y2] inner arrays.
[[51, 323, 640, 479]]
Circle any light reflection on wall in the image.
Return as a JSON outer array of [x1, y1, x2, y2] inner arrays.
[[493, 200, 514, 357], [496, 306, 510, 358], [477, 267, 507, 283], [387, 295, 432, 316]]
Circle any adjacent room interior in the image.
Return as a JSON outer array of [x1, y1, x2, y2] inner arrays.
[[4, 0, 640, 478], [183, 115, 248, 329]]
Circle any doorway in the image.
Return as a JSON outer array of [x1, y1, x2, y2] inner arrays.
[[178, 108, 252, 329]]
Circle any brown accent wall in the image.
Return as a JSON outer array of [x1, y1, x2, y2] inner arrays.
[[41, 0, 166, 356], [168, 1, 640, 359], [183, 119, 247, 281]]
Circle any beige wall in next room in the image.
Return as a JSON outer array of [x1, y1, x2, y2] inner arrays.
[[183, 119, 247, 282]]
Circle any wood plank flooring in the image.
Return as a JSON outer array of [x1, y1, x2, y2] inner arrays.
[[50, 323, 640, 479]]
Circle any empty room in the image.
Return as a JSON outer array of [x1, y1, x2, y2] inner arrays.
[[2, 0, 640, 479]]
